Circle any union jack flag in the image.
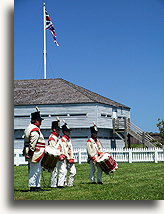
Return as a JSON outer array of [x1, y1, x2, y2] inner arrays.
[[45, 9, 60, 46]]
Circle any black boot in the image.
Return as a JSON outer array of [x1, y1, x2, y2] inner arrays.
[[30, 187, 46, 192], [90, 182, 97, 184], [36, 187, 47, 191], [30, 187, 38, 192]]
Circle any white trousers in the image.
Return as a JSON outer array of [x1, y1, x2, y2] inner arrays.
[[28, 161, 42, 187], [50, 162, 59, 187], [65, 163, 76, 186], [89, 160, 102, 183], [57, 160, 67, 187]]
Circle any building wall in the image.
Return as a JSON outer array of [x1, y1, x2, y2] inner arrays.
[[14, 103, 130, 129], [14, 103, 97, 129], [97, 105, 130, 128], [14, 103, 130, 149]]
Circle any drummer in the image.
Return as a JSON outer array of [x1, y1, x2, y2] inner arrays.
[[57, 121, 76, 188], [48, 117, 61, 188], [23, 107, 46, 191], [86, 123, 103, 184]]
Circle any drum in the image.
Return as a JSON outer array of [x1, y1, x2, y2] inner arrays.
[[97, 152, 118, 175], [41, 146, 60, 172]]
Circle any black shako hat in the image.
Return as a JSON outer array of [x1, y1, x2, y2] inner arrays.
[[62, 120, 71, 132], [31, 106, 44, 121], [51, 117, 60, 130], [90, 122, 98, 133]]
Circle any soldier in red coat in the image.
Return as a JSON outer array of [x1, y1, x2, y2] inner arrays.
[[86, 123, 103, 184], [48, 118, 61, 188], [57, 121, 76, 188], [23, 107, 46, 191]]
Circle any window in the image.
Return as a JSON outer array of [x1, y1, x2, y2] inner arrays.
[[14, 115, 30, 118], [15, 113, 87, 118], [14, 114, 68, 118], [14, 114, 50, 118], [70, 113, 87, 117], [101, 114, 111, 118], [49, 113, 87, 117], [50, 114, 68, 117], [118, 116, 126, 119]]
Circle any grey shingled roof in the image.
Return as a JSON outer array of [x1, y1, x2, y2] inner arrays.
[[14, 78, 130, 109]]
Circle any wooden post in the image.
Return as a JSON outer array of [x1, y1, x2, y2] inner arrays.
[[112, 118, 116, 148], [129, 149, 132, 163], [142, 132, 145, 148], [78, 151, 81, 164], [112, 118, 116, 133], [154, 149, 158, 163], [124, 118, 128, 148], [128, 133, 131, 148]]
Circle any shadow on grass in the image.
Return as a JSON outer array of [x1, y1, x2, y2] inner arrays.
[[14, 189, 50, 192], [14, 189, 31, 192]]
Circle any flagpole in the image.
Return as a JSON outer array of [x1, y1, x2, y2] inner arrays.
[[43, 3, 47, 79]]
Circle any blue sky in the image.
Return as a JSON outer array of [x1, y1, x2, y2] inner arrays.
[[14, 0, 163, 132]]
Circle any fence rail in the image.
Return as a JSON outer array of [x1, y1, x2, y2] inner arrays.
[[14, 147, 163, 166]]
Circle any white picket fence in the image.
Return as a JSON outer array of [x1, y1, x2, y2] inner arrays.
[[14, 147, 163, 166]]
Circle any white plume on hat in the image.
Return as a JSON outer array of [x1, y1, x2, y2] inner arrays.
[[62, 120, 70, 129], [36, 106, 40, 112], [92, 121, 98, 131]]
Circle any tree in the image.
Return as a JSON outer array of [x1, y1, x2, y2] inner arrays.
[[156, 118, 164, 145]]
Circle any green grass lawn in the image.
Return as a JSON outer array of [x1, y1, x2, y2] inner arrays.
[[14, 162, 163, 200]]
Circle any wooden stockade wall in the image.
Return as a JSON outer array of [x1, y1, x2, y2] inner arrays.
[[14, 148, 163, 166]]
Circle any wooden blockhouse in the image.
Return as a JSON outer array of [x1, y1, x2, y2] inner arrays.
[[14, 78, 160, 149]]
